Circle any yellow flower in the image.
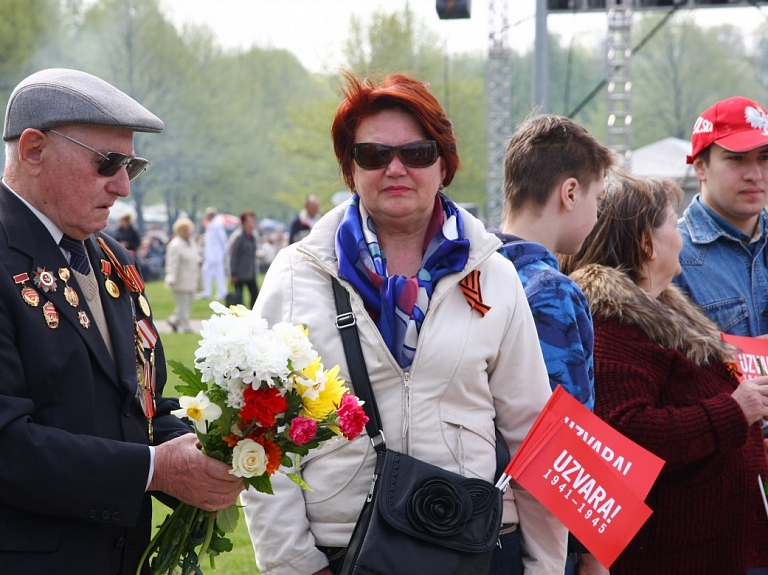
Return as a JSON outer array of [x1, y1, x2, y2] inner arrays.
[[298, 362, 348, 422]]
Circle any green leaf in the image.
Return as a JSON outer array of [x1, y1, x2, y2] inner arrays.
[[287, 472, 313, 491], [168, 359, 207, 396], [245, 473, 275, 495], [209, 534, 234, 553], [216, 504, 240, 533]]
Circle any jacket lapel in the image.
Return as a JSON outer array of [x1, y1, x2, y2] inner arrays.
[[0, 186, 121, 386], [86, 236, 139, 394]]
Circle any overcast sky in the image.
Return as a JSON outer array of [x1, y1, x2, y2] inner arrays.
[[157, 0, 765, 73]]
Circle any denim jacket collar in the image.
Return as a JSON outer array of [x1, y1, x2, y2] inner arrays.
[[683, 194, 768, 246]]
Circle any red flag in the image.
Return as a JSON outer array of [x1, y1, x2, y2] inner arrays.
[[499, 386, 665, 568], [721, 333, 768, 380]]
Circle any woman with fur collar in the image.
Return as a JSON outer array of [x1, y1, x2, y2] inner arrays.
[[561, 174, 768, 574]]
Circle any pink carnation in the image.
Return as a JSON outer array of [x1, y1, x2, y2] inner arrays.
[[336, 394, 368, 440], [289, 417, 318, 445]]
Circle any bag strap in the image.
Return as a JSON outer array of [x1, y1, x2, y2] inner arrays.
[[331, 276, 386, 451], [331, 276, 509, 480]]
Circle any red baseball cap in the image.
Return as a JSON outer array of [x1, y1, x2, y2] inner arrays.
[[686, 96, 768, 164]]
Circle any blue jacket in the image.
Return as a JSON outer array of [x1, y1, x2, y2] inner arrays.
[[674, 195, 768, 337], [494, 232, 595, 410]]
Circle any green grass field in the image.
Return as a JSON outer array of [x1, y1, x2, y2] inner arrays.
[[145, 280, 261, 575]]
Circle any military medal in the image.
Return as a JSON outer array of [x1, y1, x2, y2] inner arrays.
[[78, 310, 91, 329], [42, 301, 59, 329], [33, 267, 58, 293], [138, 293, 151, 316], [97, 239, 151, 316], [135, 318, 158, 442], [13, 273, 39, 307], [58, 268, 80, 307], [101, 260, 120, 298]]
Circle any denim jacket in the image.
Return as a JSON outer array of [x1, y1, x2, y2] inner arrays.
[[673, 195, 768, 337]]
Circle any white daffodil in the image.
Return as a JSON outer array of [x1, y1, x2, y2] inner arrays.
[[171, 391, 222, 433]]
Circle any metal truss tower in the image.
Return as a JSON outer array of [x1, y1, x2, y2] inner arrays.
[[486, 0, 511, 228], [606, 0, 633, 168]]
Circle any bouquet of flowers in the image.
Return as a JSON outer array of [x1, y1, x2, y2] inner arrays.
[[138, 302, 368, 575]]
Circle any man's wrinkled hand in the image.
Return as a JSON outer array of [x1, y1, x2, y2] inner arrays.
[[149, 433, 243, 511]]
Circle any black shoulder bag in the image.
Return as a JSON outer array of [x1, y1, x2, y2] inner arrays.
[[331, 277, 503, 575]]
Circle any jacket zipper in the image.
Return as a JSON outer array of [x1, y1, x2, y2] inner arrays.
[[402, 371, 411, 444]]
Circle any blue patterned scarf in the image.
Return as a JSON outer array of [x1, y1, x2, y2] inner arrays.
[[336, 193, 469, 368]]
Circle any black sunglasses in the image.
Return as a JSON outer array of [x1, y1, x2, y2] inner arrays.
[[352, 140, 439, 170], [47, 129, 150, 182]]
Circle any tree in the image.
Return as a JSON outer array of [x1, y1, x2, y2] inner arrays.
[[632, 14, 763, 147]]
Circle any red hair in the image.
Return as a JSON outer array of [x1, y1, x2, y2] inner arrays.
[[331, 71, 460, 190]]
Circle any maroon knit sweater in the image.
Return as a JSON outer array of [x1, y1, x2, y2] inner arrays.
[[593, 316, 768, 574]]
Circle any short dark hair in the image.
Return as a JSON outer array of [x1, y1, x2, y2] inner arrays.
[[502, 114, 615, 221], [560, 172, 683, 283], [240, 210, 256, 224], [695, 146, 711, 165]]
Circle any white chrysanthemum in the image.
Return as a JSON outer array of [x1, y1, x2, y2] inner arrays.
[[195, 306, 295, 392], [272, 322, 317, 371]]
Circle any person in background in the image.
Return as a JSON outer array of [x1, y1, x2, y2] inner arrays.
[[199, 210, 228, 301], [288, 194, 321, 243], [165, 217, 200, 333], [0, 68, 242, 574], [199, 206, 217, 236], [674, 96, 768, 338], [114, 211, 141, 253], [561, 172, 768, 574], [242, 71, 566, 575], [227, 209, 259, 307], [493, 114, 615, 575]]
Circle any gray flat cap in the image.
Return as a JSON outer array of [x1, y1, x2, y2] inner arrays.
[[3, 68, 163, 141]]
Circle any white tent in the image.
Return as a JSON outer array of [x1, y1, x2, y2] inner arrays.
[[629, 137, 699, 210]]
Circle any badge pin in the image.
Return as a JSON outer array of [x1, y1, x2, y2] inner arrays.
[[33, 267, 58, 293], [14, 273, 39, 307], [63, 286, 80, 307], [42, 301, 59, 329], [58, 268, 80, 307], [78, 310, 91, 329]]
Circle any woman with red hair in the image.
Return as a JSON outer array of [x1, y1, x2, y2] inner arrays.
[[242, 71, 566, 575]]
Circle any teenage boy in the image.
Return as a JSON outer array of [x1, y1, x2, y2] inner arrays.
[[494, 114, 615, 575], [674, 96, 768, 338], [495, 114, 614, 409]]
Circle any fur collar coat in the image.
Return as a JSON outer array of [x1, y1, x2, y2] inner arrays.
[[571, 263, 735, 367], [568, 263, 768, 574]]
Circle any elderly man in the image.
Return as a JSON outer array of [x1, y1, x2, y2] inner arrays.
[[0, 68, 242, 574]]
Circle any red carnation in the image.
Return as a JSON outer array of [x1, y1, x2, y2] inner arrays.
[[336, 393, 368, 440], [240, 385, 288, 428], [289, 417, 318, 445]]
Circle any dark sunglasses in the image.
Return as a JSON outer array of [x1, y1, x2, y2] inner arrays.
[[352, 140, 439, 170], [47, 129, 150, 182]]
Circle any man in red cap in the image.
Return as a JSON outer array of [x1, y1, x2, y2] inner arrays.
[[674, 96, 768, 339]]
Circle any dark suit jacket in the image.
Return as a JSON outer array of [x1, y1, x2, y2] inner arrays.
[[0, 184, 190, 574]]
